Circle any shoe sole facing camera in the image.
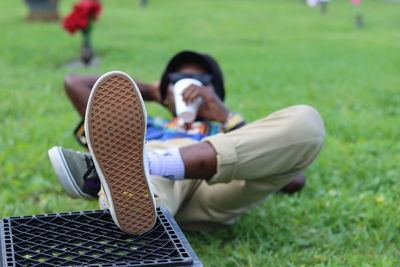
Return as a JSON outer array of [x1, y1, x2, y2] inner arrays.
[[48, 147, 95, 200], [85, 71, 156, 235]]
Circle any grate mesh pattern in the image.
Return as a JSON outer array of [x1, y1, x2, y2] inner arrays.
[[1, 207, 198, 267]]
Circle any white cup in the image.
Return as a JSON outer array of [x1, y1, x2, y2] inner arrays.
[[173, 78, 203, 123]]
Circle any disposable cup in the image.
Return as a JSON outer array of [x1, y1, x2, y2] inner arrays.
[[173, 78, 203, 123]]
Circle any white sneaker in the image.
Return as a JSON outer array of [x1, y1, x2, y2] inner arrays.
[[85, 71, 156, 235]]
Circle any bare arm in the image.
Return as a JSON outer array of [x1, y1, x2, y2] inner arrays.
[[64, 74, 161, 118], [135, 80, 162, 104], [181, 84, 246, 132], [64, 74, 100, 117]]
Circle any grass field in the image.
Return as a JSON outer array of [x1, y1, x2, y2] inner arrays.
[[1, 0, 400, 265]]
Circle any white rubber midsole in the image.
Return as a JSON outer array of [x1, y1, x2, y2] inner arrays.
[[48, 147, 92, 199]]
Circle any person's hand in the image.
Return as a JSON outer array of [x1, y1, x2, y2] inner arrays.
[[181, 84, 229, 123]]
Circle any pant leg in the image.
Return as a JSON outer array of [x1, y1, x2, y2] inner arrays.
[[174, 105, 326, 230], [146, 138, 203, 216], [97, 138, 202, 215]]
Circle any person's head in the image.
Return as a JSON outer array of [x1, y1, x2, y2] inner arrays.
[[159, 51, 225, 115]]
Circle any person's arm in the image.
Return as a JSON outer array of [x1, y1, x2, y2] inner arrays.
[[64, 74, 162, 117], [64, 74, 100, 117], [135, 80, 162, 104], [181, 84, 246, 132]]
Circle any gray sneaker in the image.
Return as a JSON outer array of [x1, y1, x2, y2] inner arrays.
[[48, 147, 101, 199]]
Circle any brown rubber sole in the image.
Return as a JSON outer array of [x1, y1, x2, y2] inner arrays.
[[85, 71, 156, 235]]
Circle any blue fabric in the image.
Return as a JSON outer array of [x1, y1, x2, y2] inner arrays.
[[146, 116, 220, 141]]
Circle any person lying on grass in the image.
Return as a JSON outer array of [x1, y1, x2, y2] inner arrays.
[[48, 50, 325, 233]]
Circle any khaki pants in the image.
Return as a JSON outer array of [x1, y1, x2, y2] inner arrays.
[[148, 105, 325, 231]]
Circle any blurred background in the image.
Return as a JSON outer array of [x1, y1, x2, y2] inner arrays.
[[1, 0, 399, 265]]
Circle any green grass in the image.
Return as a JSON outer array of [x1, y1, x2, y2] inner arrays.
[[1, 0, 400, 265]]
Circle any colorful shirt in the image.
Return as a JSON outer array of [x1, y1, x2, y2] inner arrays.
[[146, 116, 221, 141]]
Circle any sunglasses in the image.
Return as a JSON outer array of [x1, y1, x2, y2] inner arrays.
[[168, 72, 213, 86]]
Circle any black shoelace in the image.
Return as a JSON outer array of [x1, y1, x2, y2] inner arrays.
[[82, 155, 101, 196]]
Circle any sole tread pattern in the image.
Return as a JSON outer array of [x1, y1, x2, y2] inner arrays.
[[87, 73, 156, 235]]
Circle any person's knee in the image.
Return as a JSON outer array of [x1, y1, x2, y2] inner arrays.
[[272, 105, 326, 171], [287, 105, 325, 147]]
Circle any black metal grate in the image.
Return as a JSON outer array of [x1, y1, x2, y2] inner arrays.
[[1, 207, 201, 267]]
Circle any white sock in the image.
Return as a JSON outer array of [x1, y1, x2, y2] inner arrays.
[[147, 147, 185, 180]]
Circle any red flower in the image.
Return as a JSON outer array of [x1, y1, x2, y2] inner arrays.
[[63, 0, 102, 34]]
